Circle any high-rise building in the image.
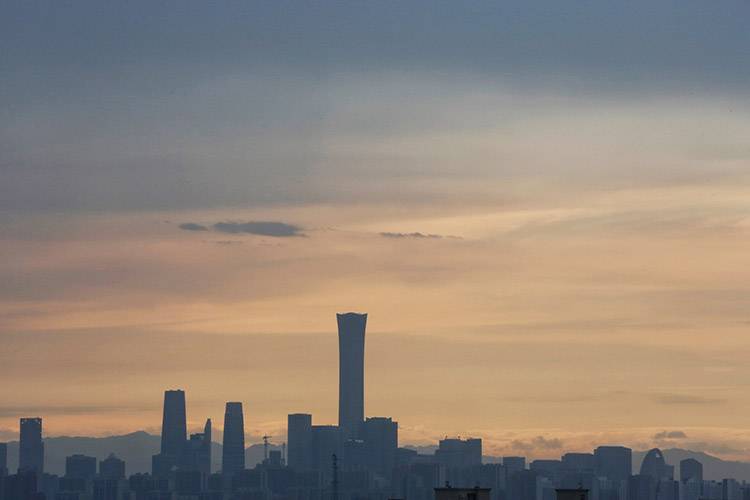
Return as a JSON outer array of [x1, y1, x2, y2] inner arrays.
[[362, 417, 398, 478], [594, 446, 632, 482], [65, 454, 97, 480], [679, 459, 702, 483], [18, 417, 44, 474], [530, 459, 561, 481], [161, 390, 187, 457], [222, 402, 245, 475], [337, 312, 367, 440], [183, 418, 212, 475], [0, 442, 7, 476], [640, 449, 673, 481], [503, 456, 526, 474], [436, 437, 482, 469], [152, 389, 188, 477], [561, 453, 595, 474], [287, 413, 313, 470], [99, 454, 126, 480], [311, 425, 341, 483]]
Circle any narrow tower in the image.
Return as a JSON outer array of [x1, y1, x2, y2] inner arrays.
[[18, 418, 44, 474], [222, 402, 245, 475], [337, 312, 367, 440], [160, 390, 187, 458]]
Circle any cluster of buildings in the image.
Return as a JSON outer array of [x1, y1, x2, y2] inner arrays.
[[0, 313, 749, 500]]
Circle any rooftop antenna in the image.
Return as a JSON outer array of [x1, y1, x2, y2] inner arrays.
[[282, 442, 287, 466], [262, 435, 271, 461]]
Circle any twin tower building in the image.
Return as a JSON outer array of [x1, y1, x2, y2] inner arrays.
[[153, 392, 245, 477], [154, 312, 372, 476]]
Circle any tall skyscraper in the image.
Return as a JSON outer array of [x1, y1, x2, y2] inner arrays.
[[222, 402, 245, 475], [287, 413, 313, 470], [161, 390, 187, 457], [337, 312, 367, 440], [18, 417, 44, 474]]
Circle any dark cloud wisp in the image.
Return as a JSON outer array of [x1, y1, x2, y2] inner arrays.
[[179, 223, 209, 231], [380, 232, 461, 240], [180, 221, 304, 237], [653, 430, 688, 440]]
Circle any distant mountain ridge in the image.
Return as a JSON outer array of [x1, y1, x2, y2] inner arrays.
[[3, 432, 279, 475]]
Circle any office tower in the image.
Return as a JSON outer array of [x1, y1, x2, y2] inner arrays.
[[18, 417, 44, 474], [680, 475, 702, 500], [679, 459, 702, 483], [362, 417, 398, 478], [183, 418, 212, 475], [3, 470, 39, 499], [337, 312, 367, 440], [311, 425, 341, 480], [503, 456, 526, 474], [640, 449, 673, 480], [161, 389, 187, 457], [629, 475, 657, 500], [561, 453, 595, 474], [723, 479, 742, 500], [0, 442, 7, 476], [508, 469, 540, 500], [287, 413, 313, 470], [436, 437, 482, 468], [595, 446, 632, 482], [222, 402, 245, 475], [99, 454, 126, 480], [93, 477, 122, 500], [65, 454, 97, 480], [531, 460, 562, 481]]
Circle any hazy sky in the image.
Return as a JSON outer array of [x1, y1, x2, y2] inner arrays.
[[3, 1, 750, 459]]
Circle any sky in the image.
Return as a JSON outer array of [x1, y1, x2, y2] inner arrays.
[[2, 0, 750, 460]]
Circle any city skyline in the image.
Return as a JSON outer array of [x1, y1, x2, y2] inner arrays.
[[0, 311, 747, 463], [3, 0, 750, 468]]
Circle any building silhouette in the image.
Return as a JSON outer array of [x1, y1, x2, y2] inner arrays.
[[18, 417, 44, 474], [0, 442, 7, 476], [65, 454, 97, 480], [183, 418, 212, 475], [99, 454, 126, 480], [436, 438, 482, 469], [503, 456, 526, 474], [152, 389, 187, 477], [362, 417, 398, 478], [287, 413, 313, 470], [337, 312, 367, 440], [160, 390, 187, 458], [679, 458, 702, 483], [640, 449, 673, 480], [222, 402, 245, 475], [594, 446, 632, 482]]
